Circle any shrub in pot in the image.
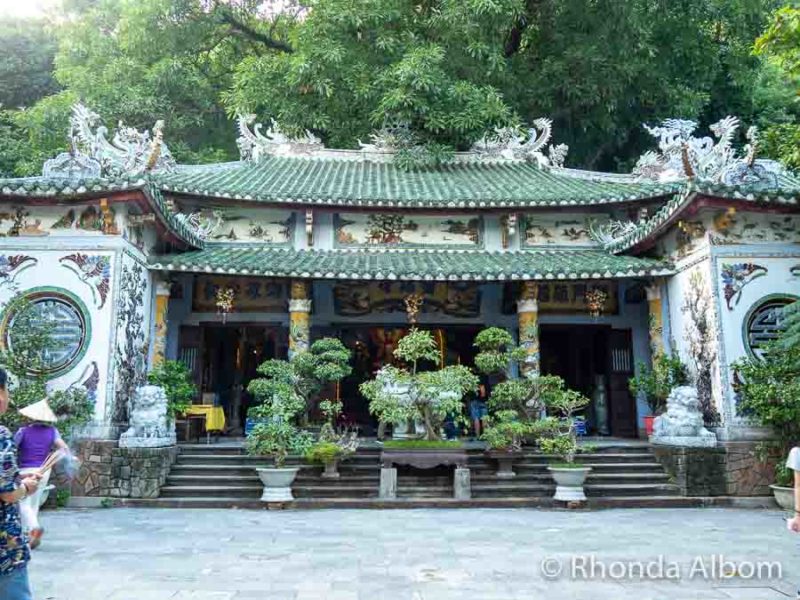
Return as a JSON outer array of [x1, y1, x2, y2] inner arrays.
[[246, 418, 312, 502], [482, 410, 534, 478], [540, 384, 591, 502], [629, 353, 688, 435], [360, 328, 478, 442], [305, 433, 358, 478]]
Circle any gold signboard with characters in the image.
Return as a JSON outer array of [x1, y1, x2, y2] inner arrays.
[[193, 276, 288, 313], [502, 281, 618, 315], [334, 282, 481, 318]]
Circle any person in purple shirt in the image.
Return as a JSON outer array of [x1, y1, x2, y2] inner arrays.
[[13, 399, 67, 550]]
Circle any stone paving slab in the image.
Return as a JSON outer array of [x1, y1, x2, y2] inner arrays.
[[28, 507, 800, 600]]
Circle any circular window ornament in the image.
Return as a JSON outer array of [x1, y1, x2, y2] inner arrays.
[[2, 287, 91, 378], [743, 294, 798, 360]]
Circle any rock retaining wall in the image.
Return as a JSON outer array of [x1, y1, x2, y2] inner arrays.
[[652, 441, 779, 497], [72, 440, 178, 498]]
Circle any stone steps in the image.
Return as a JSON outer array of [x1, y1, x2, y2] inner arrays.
[[154, 441, 685, 507]]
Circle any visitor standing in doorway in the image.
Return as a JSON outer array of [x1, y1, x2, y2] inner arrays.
[[0, 368, 42, 600], [14, 399, 67, 550], [469, 382, 489, 439]]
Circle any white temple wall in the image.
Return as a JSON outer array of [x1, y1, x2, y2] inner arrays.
[[0, 235, 131, 435], [710, 244, 800, 440]]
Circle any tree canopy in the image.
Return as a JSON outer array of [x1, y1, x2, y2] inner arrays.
[[0, 0, 798, 176]]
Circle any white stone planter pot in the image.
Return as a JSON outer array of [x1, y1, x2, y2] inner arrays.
[[256, 467, 300, 502], [548, 466, 592, 502], [770, 484, 794, 510]]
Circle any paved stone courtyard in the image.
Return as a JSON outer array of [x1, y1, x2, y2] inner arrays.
[[29, 507, 798, 600]]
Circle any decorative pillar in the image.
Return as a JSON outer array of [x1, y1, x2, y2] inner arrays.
[[152, 280, 171, 367], [288, 280, 312, 358], [517, 282, 540, 377], [645, 280, 664, 357]]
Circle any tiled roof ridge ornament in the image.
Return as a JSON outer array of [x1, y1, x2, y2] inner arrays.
[[236, 114, 324, 161], [633, 116, 784, 189], [470, 118, 569, 166], [65, 103, 176, 177]]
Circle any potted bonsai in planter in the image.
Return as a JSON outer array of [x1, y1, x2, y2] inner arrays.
[[482, 410, 534, 478], [305, 399, 358, 478], [360, 328, 478, 468], [733, 303, 800, 510], [246, 417, 312, 502], [540, 382, 591, 502], [629, 352, 688, 436], [473, 327, 579, 476], [246, 338, 350, 502]]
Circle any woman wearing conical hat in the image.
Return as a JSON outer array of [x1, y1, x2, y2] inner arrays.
[[13, 399, 68, 550]]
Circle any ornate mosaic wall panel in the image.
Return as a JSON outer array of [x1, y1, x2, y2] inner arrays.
[[0, 204, 121, 237], [522, 213, 609, 246], [333, 282, 481, 317], [334, 213, 482, 248], [178, 204, 294, 244]]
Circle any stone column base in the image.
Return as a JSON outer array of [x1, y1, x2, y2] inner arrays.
[[379, 467, 397, 499], [454, 467, 471, 500]]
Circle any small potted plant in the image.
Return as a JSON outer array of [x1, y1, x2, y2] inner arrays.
[[770, 462, 795, 510], [541, 383, 591, 502], [482, 410, 531, 478], [147, 359, 196, 425], [246, 417, 312, 502], [629, 352, 688, 436], [305, 398, 359, 478]]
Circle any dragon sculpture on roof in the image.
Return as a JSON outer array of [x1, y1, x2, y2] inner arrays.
[[470, 118, 568, 166], [633, 116, 783, 189], [236, 114, 324, 162], [55, 103, 176, 177]]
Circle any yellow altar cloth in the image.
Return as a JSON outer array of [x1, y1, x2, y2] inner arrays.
[[185, 405, 226, 432]]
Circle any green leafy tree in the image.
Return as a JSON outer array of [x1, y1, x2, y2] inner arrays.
[[629, 353, 689, 415], [147, 359, 197, 418], [0, 17, 59, 109]]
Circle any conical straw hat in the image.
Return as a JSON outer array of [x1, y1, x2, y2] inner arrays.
[[19, 399, 58, 424]]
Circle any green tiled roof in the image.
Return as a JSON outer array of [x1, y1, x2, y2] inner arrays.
[[604, 183, 800, 253], [149, 246, 672, 281], [0, 176, 204, 248], [154, 158, 679, 209]]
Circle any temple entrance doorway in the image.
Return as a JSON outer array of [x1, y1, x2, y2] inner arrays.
[[180, 324, 283, 435], [539, 325, 638, 438], [333, 325, 481, 435]]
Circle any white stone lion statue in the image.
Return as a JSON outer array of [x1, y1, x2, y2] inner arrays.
[[119, 385, 176, 448], [652, 386, 716, 447]]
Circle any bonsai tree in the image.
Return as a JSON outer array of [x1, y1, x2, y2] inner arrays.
[[473, 327, 587, 451], [246, 337, 350, 466], [305, 398, 359, 476], [147, 360, 197, 418], [628, 353, 688, 415], [540, 388, 591, 466], [361, 328, 478, 441], [246, 337, 352, 423]]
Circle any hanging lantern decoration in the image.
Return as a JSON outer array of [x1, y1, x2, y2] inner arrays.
[[215, 287, 236, 324], [585, 288, 608, 319], [404, 292, 424, 325]]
